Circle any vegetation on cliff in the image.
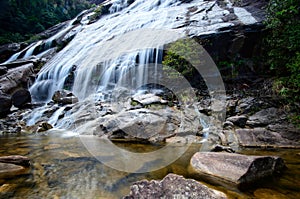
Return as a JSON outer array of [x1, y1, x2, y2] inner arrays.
[[0, 0, 91, 45], [265, 0, 300, 125]]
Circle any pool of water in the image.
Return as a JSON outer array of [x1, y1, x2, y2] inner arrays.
[[0, 131, 299, 199]]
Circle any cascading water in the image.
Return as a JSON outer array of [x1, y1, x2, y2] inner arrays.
[[21, 0, 256, 129]]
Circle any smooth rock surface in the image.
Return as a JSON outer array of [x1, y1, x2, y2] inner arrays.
[[123, 173, 227, 199], [190, 152, 285, 187]]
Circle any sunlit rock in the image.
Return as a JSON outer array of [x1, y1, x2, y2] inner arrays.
[[123, 173, 227, 199]]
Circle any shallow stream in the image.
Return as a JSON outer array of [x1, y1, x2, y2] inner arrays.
[[0, 131, 299, 199]]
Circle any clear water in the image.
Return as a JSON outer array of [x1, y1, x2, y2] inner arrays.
[[0, 132, 299, 199]]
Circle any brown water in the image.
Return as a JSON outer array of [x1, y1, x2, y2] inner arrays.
[[0, 131, 299, 199]]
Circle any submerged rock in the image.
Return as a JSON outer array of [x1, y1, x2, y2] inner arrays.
[[190, 152, 286, 188], [0, 163, 27, 178], [0, 155, 30, 167], [123, 173, 227, 199]]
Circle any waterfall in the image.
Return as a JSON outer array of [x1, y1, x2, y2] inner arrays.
[[23, 41, 43, 59], [19, 0, 260, 132]]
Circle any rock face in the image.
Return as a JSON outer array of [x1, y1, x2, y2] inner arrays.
[[12, 89, 31, 108], [190, 152, 286, 188], [123, 173, 227, 199], [0, 93, 12, 116]]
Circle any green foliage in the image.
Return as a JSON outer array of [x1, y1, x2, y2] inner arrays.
[[89, 5, 104, 21], [163, 38, 201, 77], [266, 0, 300, 126], [265, 0, 300, 72], [0, 0, 91, 45]]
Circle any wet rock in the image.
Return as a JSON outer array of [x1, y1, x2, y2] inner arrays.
[[0, 93, 12, 116], [0, 163, 27, 178], [0, 155, 30, 167], [235, 128, 300, 148], [52, 90, 78, 104], [27, 121, 53, 133], [0, 66, 7, 76], [37, 122, 53, 132], [0, 43, 23, 63], [12, 89, 31, 108], [123, 173, 227, 199], [63, 65, 76, 90], [190, 152, 285, 188], [0, 63, 34, 94], [226, 115, 248, 127]]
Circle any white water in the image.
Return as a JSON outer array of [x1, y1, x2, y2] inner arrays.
[[30, 0, 241, 102], [23, 40, 43, 59], [22, 0, 257, 129], [48, 107, 66, 126]]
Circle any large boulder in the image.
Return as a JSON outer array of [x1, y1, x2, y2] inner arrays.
[[0, 63, 35, 94], [100, 108, 180, 141], [190, 152, 286, 188], [12, 89, 31, 108], [123, 173, 227, 199], [0, 93, 12, 116], [99, 106, 202, 142]]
